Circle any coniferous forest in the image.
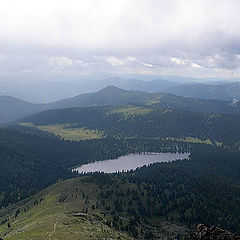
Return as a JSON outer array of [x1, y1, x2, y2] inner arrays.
[[2, 2, 240, 239], [1, 100, 240, 239]]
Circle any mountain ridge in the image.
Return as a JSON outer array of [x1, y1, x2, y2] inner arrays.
[[2, 85, 240, 123]]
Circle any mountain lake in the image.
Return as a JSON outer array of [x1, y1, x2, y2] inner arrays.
[[74, 152, 189, 173]]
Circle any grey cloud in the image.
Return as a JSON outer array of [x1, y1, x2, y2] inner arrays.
[[0, 0, 240, 78]]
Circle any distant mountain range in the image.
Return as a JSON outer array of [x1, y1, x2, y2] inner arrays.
[[110, 79, 240, 101], [169, 81, 240, 101], [2, 85, 240, 123], [0, 86, 164, 123], [1, 76, 240, 103], [0, 77, 179, 103], [0, 95, 45, 123], [47, 86, 165, 109]]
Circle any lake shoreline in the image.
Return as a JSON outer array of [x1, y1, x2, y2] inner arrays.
[[73, 152, 189, 174]]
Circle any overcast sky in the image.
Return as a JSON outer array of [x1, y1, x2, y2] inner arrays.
[[0, 0, 240, 79]]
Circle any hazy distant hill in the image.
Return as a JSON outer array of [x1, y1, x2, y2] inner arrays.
[[47, 85, 165, 109], [48, 85, 240, 115], [150, 94, 240, 115], [115, 78, 179, 93], [2, 85, 240, 123], [0, 86, 163, 123], [0, 76, 178, 103], [0, 95, 45, 123], [1, 74, 240, 103], [0, 86, 165, 123], [169, 82, 240, 101]]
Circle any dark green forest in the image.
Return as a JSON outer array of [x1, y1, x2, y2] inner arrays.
[[0, 127, 193, 208], [81, 146, 240, 235], [1, 101, 240, 237], [19, 104, 240, 146]]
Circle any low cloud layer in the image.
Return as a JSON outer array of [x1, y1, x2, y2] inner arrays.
[[0, 0, 240, 78]]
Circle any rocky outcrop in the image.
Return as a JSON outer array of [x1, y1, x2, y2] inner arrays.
[[190, 224, 240, 240]]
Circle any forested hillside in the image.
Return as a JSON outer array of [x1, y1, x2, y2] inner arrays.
[[85, 147, 240, 234], [2, 1, 240, 239], [2, 88, 240, 239], [0, 127, 194, 209], [1, 145, 240, 239], [1, 100, 240, 239], [3, 85, 240, 123], [150, 93, 240, 114], [19, 104, 240, 146]]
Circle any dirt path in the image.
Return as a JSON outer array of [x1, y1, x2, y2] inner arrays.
[[48, 216, 59, 239]]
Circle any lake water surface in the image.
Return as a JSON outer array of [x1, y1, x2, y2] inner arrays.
[[74, 152, 189, 173]]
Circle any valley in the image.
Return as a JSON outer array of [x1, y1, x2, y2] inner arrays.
[[2, 2, 240, 239], [1, 86, 240, 239]]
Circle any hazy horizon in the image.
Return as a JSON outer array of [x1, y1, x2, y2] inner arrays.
[[1, 0, 240, 102], [0, 74, 240, 103]]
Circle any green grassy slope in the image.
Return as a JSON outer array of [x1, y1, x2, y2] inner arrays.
[[0, 177, 188, 240], [19, 123, 104, 141], [0, 178, 133, 240]]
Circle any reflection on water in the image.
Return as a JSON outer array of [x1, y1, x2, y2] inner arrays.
[[74, 152, 189, 174]]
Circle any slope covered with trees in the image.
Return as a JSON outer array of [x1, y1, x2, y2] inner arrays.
[[2, 88, 240, 239], [3, 85, 240, 123], [1, 145, 240, 239], [0, 127, 194, 209], [19, 104, 240, 146]]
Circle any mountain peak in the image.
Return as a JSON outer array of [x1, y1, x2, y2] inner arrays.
[[0, 95, 33, 104], [98, 85, 146, 95], [97, 85, 127, 94]]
